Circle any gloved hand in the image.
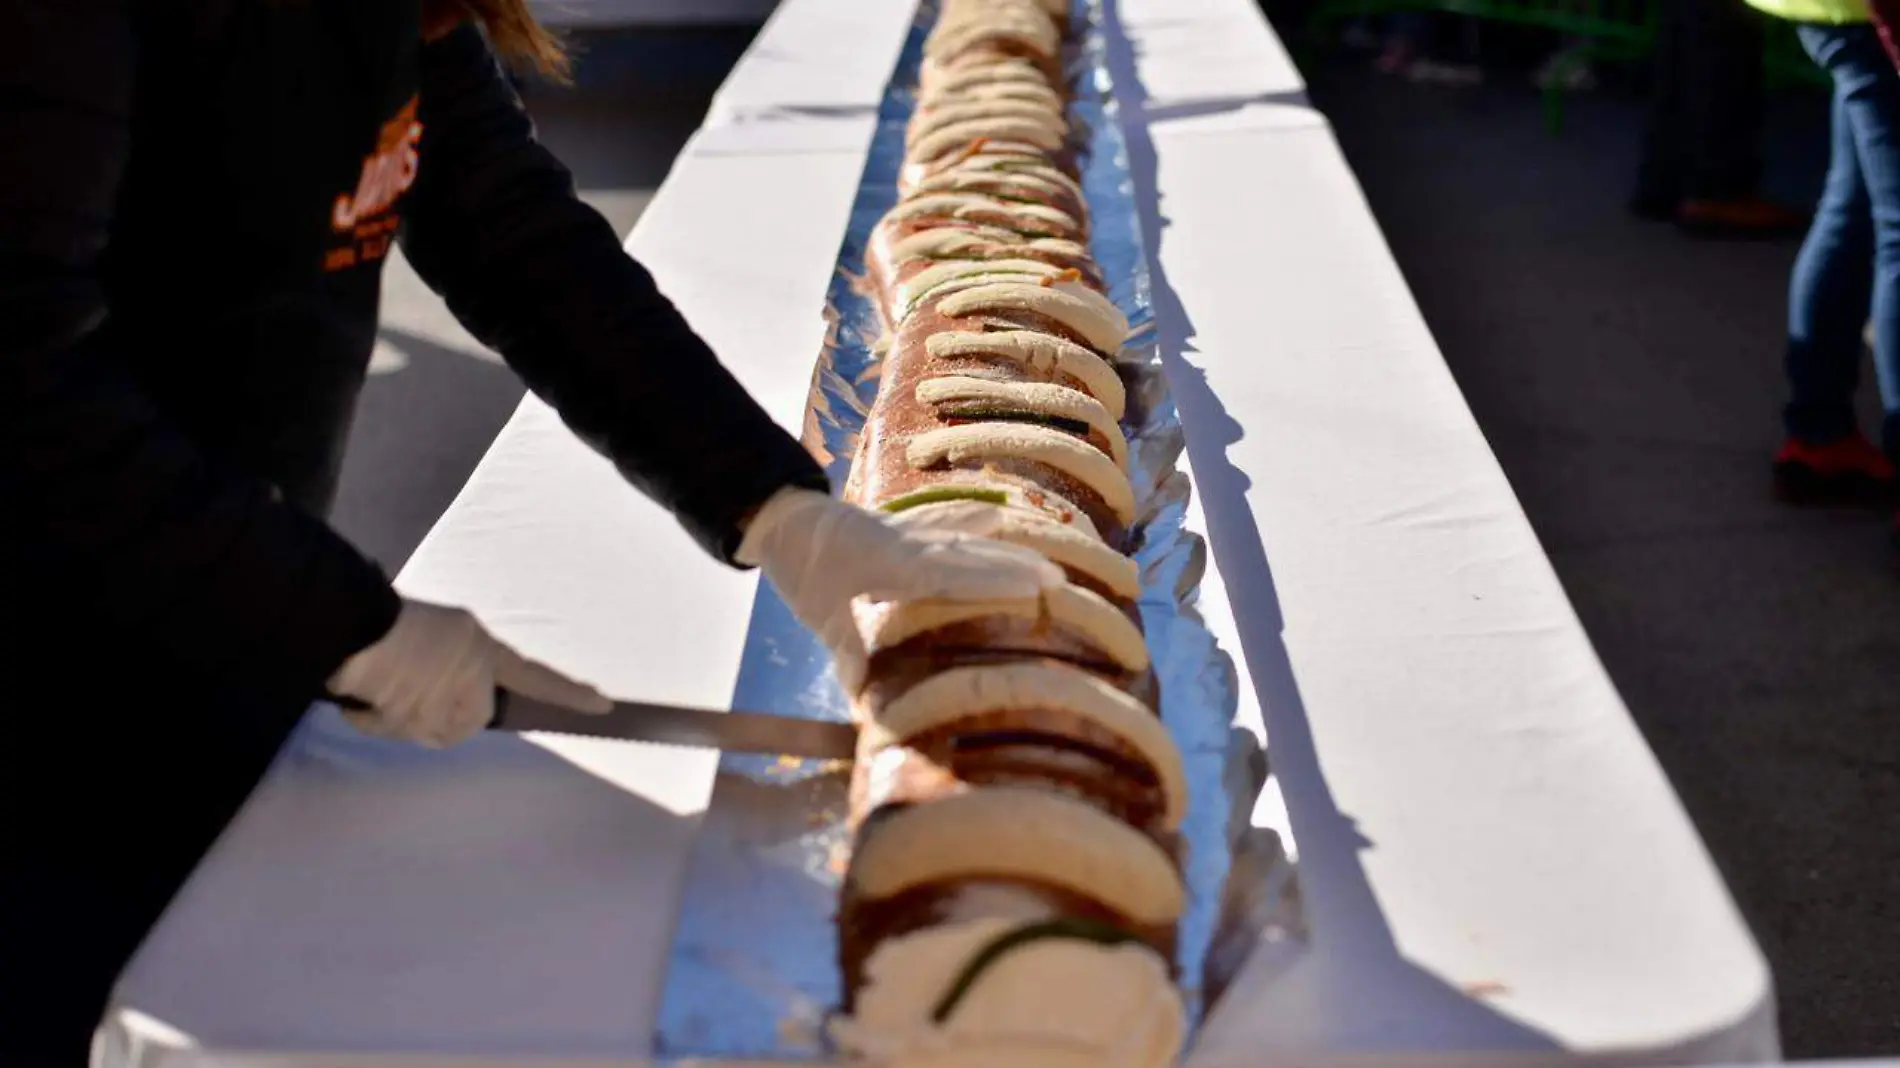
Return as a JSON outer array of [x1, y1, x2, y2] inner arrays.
[[737, 487, 1065, 691], [329, 599, 611, 747]]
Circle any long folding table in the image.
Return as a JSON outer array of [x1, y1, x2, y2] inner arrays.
[[99, 2, 1776, 1065]]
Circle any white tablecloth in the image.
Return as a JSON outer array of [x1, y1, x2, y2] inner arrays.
[[100, 2, 1777, 1066]]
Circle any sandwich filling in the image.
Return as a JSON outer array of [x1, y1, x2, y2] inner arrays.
[[924, 59, 1050, 96], [911, 118, 1066, 166], [881, 194, 1079, 240], [830, 916, 1183, 1068], [847, 786, 1185, 923], [862, 661, 1185, 827], [915, 376, 1128, 469], [876, 479, 1103, 541], [906, 422, 1135, 523], [911, 100, 1068, 149], [923, 80, 1064, 108], [924, 330, 1125, 417], [890, 498, 1138, 594], [912, 165, 1079, 204], [889, 228, 1090, 269], [926, 17, 1061, 65], [886, 193, 1081, 237], [897, 259, 1068, 318], [856, 581, 1148, 673], [935, 280, 1128, 355]]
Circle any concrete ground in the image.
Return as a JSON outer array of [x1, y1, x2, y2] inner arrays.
[[333, 25, 1900, 1061], [1308, 63, 1900, 1057]]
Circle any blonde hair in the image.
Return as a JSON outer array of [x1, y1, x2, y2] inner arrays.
[[424, 0, 571, 81]]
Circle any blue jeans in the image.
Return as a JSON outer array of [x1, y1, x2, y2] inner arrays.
[[1786, 23, 1900, 454]]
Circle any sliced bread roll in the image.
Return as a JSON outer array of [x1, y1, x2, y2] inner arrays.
[[832, 4, 1187, 1067]]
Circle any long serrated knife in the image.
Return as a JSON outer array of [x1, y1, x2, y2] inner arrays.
[[328, 690, 858, 760], [489, 691, 858, 760]]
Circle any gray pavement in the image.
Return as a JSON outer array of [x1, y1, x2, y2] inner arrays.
[[1310, 65, 1900, 1057]]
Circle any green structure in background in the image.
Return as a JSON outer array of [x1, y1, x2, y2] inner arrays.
[[1301, 0, 1822, 130]]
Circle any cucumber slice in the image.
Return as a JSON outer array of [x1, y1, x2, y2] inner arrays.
[[931, 917, 1141, 1023], [938, 406, 1094, 437], [880, 487, 1010, 513], [904, 271, 1051, 318]]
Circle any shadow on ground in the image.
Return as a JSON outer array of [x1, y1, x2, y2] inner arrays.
[[1305, 60, 1900, 1057]]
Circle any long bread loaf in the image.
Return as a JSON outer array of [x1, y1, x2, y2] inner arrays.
[[829, 3, 1190, 1066]]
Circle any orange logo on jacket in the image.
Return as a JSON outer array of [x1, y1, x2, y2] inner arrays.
[[324, 96, 422, 272]]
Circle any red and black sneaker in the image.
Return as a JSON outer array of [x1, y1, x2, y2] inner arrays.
[[1773, 434, 1896, 505], [1677, 197, 1809, 240]]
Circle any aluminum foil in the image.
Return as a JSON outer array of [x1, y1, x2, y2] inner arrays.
[[654, 1, 1253, 1060]]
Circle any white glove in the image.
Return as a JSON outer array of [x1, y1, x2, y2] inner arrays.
[[329, 599, 611, 748], [737, 488, 1065, 691]]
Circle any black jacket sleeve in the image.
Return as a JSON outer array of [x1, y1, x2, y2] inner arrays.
[[0, 0, 401, 703], [400, 25, 830, 565]]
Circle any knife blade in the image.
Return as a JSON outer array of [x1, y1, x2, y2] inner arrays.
[[489, 690, 859, 760]]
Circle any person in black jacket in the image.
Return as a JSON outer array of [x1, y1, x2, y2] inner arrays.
[[0, 1, 1060, 1064]]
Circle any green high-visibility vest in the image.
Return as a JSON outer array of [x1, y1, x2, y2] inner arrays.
[[1743, 0, 1867, 24]]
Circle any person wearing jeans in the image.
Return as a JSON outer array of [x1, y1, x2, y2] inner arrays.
[[1749, 0, 1900, 516]]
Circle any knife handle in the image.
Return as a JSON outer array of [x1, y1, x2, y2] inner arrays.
[[488, 687, 515, 727]]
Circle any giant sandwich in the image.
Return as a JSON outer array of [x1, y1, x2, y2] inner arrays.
[[829, 2, 1190, 1066]]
